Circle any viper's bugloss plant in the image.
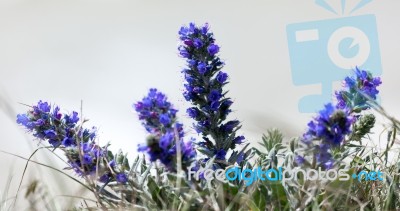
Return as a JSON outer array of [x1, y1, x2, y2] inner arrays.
[[298, 68, 381, 169], [335, 67, 382, 112], [11, 22, 400, 211], [16, 101, 128, 184], [178, 23, 246, 166], [134, 88, 196, 171]]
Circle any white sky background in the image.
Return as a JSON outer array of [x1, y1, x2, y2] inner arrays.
[[0, 0, 400, 209]]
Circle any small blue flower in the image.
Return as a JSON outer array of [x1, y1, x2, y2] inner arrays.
[[36, 101, 51, 113], [201, 23, 209, 35], [99, 174, 111, 183], [183, 92, 196, 101], [137, 144, 148, 152], [116, 173, 128, 183], [53, 106, 62, 120], [187, 59, 197, 67], [208, 90, 221, 102], [82, 154, 93, 164], [233, 136, 245, 144], [109, 160, 116, 168], [142, 99, 152, 108], [184, 74, 195, 83], [193, 38, 203, 48], [196, 120, 211, 133], [182, 139, 197, 158], [16, 114, 30, 127], [178, 46, 190, 58], [187, 108, 198, 118], [169, 108, 178, 116], [220, 100, 233, 114], [221, 120, 240, 133], [207, 44, 220, 56], [44, 129, 57, 139], [34, 119, 45, 127], [175, 122, 185, 138], [197, 62, 208, 75], [159, 132, 174, 149], [344, 76, 356, 88], [185, 84, 194, 93], [179, 27, 189, 40], [193, 87, 204, 94], [82, 127, 97, 141], [62, 137, 75, 147], [295, 155, 305, 165], [159, 114, 171, 126], [65, 111, 79, 125], [210, 101, 220, 111], [81, 142, 92, 153], [216, 72, 228, 83]]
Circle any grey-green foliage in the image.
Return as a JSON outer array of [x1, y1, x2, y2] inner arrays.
[[251, 129, 291, 210], [255, 129, 286, 169], [9, 121, 400, 210], [7, 108, 400, 210], [350, 114, 376, 142]]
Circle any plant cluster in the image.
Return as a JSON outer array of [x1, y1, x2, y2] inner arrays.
[[10, 23, 400, 211]]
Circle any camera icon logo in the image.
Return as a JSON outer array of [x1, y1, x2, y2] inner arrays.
[[287, 14, 382, 113]]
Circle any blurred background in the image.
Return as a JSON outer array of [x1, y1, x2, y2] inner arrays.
[[0, 0, 399, 209]]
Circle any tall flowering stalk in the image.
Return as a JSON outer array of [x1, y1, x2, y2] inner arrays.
[[298, 68, 381, 169], [16, 101, 129, 184], [134, 88, 196, 171], [178, 23, 246, 166]]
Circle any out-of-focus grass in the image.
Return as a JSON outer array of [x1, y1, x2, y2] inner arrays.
[[0, 172, 14, 211]]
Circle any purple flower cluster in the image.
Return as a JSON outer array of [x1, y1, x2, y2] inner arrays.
[[134, 88, 196, 171], [65, 142, 105, 176], [301, 104, 354, 169], [17, 101, 128, 184], [135, 89, 177, 133], [178, 23, 245, 165], [17, 101, 84, 147], [335, 67, 382, 112], [300, 69, 381, 169], [303, 104, 354, 146]]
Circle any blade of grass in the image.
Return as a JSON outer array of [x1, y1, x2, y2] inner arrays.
[[0, 150, 93, 192]]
